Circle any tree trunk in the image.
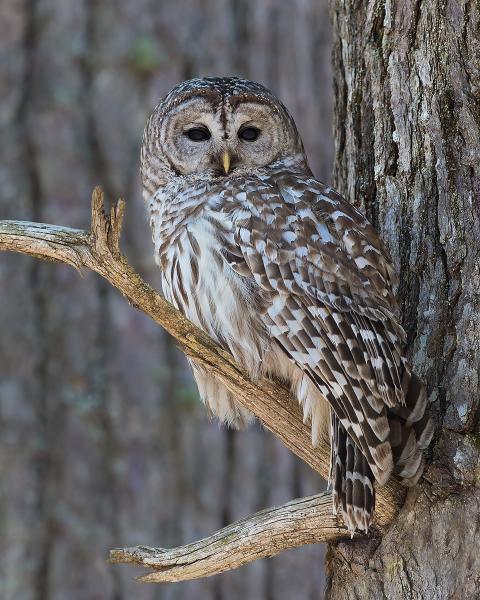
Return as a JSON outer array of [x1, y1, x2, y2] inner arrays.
[[327, 1, 480, 598]]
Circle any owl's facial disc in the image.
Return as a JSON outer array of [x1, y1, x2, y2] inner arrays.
[[158, 95, 300, 177]]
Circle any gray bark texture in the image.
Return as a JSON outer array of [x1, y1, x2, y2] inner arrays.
[[327, 1, 480, 598]]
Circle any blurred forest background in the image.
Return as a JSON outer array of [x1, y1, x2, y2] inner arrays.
[[0, 1, 334, 599]]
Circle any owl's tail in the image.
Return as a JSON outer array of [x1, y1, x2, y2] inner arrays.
[[330, 372, 434, 533], [330, 413, 375, 533], [389, 371, 434, 486]]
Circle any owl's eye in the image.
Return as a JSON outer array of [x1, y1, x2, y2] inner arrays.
[[185, 127, 211, 142], [239, 126, 260, 142]]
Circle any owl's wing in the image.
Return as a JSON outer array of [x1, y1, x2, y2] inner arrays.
[[225, 174, 430, 492]]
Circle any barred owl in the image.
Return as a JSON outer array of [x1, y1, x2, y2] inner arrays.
[[141, 77, 433, 532]]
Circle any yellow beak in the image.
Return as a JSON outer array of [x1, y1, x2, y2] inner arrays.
[[222, 151, 231, 175]]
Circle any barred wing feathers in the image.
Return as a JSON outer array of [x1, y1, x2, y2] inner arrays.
[[222, 173, 433, 530]]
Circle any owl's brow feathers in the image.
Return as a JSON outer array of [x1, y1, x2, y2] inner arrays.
[[153, 76, 294, 127]]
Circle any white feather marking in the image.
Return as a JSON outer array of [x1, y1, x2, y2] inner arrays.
[[317, 222, 334, 242], [296, 246, 308, 258], [355, 256, 372, 269], [282, 231, 297, 243], [267, 295, 285, 318], [239, 227, 251, 243]]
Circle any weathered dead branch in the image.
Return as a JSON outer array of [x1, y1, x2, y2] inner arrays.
[[110, 492, 344, 582], [0, 187, 405, 581]]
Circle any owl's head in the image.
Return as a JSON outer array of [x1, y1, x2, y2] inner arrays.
[[141, 77, 310, 193]]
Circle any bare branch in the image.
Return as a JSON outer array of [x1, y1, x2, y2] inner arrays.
[[0, 188, 406, 580], [109, 492, 345, 582]]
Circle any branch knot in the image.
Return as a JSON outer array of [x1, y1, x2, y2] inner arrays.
[[90, 186, 125, 258]]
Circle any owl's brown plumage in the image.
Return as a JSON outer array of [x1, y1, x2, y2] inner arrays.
[[141, 77, 433, 532]]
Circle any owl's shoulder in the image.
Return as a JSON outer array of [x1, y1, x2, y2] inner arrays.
[[222, 168, 400, 319], [270, 172, 398, 289]]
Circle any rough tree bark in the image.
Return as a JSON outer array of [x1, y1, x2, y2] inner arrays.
[[327, 1, 480, 598]]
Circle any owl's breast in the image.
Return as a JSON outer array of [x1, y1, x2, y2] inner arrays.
[[155, 206, 269, 373]]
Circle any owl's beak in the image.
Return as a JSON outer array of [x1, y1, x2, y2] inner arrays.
[[221, 151, 231, 175]]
